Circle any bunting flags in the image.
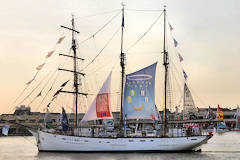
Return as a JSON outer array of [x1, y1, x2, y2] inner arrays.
[[47, 102, 51, 108], [36, 63, 45, 70], [57, 36, 65, 44], [36, 91, 42, 97], [178, 53, 183, 62], [168, 23, 173, 31], [173, 38, 178, 47], [45, 50, 55, 59], [26, 78, 35, 85], [53, 88, 62, 97], [60, 80, 69, 87], [183, 70, 188, 80]]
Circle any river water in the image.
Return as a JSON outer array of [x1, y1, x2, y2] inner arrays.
[[0, 132, 240, 160]]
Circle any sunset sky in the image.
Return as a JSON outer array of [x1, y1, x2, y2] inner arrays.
[[0, 0, 240, 114]]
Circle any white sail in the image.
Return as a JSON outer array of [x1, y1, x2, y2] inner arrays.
[[183, 83, 196, 120], [81, 72, 113, 122]]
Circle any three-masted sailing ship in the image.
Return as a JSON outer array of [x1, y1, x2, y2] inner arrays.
[[29, 5, 213, 152]]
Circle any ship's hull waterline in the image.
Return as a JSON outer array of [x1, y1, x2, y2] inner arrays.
[[33, 131, 212, 152]]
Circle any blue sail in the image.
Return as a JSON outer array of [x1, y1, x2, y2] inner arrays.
[[123, 62, 158, 120]]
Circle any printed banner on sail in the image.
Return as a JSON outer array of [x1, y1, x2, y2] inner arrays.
[[123, 62, 158, 120], [96, 93, 111, 118], [81, 72, 113, 122]]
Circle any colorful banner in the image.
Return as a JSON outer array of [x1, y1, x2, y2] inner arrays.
[[96, 93, 111, 118], [123, 62, 158, 120]]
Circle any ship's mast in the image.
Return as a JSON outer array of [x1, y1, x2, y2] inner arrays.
[[60, 16, 87, 128], [163, 6, 169, 137], [120, 3, 125, 134], [72, 16, 79, 128]]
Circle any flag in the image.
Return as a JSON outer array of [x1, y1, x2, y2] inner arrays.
[[47, 102, 51, 108], [45, 50, 55, 58], [122, 13, 124, 27], [178, 53, 183, 62], [60, 80, 69, 87], [217, 105, 224, 120], [168, 23, 173, 31], [173, 38, 178, 47], [26, 78, 35, 85], [36, 63, 45, 71], [61, 107, 69, 131], [151, 114, 157, 120], [183, 70, 188, 80], [26, 74, 37, 85], [212, 123, 217, 134], [57, 36, 65, 44], [53, 88, 62, 97], [2, 124, 10, 136], [37, 91, 42, 97]]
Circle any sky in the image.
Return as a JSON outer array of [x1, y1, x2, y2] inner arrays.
[[0, 0, 240, 114]]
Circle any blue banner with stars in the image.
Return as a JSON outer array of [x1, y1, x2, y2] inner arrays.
[[123, 62, 158, 120]]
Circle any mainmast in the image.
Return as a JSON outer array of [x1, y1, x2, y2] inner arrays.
[[60, 15, 87, 128], [163, 6, 169, 137], [72, 16, 79, 128], [120, 3, 125, 134]]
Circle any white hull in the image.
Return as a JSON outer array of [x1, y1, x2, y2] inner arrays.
[[33, 131, 211, 152]]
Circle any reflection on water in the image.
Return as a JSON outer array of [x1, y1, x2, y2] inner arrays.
[[0, 132, 240, 160]]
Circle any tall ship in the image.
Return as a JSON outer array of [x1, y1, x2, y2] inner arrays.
[[24, 5, 213, 152]]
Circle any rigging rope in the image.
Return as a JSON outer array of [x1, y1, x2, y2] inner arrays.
[[125, 11, 164, 53], [80, 27, 121, 72], [37, 47, 72, 112], [126, 9, 163, 12], [12, 71, 39, 105], [75, 9, 120, 20], [78, 11, 121, 45], [27, 70, 57, 107], [15, 71, 52, 108]]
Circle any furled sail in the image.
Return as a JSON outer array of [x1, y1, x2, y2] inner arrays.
[[183, 83, 196, 120], [123, 62, 158, 120], [81, 72, 113, 122]]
